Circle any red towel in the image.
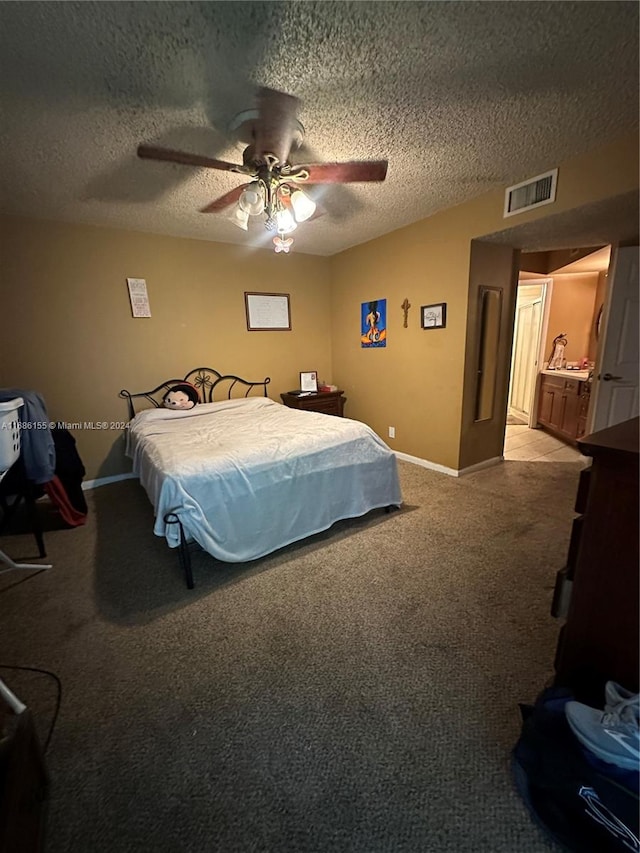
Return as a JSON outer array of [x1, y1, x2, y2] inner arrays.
[[43, 476, 87, 527]]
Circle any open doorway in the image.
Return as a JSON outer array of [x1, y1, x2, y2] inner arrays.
[[503, 246, 613, 463], [463, 189, 638, 471]]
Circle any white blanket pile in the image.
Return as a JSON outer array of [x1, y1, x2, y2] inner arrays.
[[127, 397, 402, 562]]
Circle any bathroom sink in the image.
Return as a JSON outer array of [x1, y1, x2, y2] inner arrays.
[[542, 368, 590, 381]]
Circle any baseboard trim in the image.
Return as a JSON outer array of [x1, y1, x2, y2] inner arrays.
[[457, 455, 504, 476], [393, 451, 460, 477], [394, 451, 503, 478], [82, 472, 138, 490]]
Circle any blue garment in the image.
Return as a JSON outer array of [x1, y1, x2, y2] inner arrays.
[[0, 389, 56, 484]]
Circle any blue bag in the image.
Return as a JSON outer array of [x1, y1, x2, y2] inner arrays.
[[512, 686, 639, 852]]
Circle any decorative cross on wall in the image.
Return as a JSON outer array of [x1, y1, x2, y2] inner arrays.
[[401, 298, 411, 328]]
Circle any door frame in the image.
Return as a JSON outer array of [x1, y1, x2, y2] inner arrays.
[[587, 244, 639, 433], [508, 278, 553, 428]]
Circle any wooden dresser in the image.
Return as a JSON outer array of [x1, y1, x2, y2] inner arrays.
[[554, 416, 639, 696], [280, 390, 345, 417]]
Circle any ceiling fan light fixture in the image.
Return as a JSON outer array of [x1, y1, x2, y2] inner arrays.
[[137, 89, 388, 256], [273, 235, 294, 254], [230, 205, 249, 230], [274, 207, 297, 235], [238, 181, 265, 216], [290, 189, 316, 222]]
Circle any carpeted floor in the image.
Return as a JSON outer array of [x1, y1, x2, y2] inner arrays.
[[0, 458, 580, 852]]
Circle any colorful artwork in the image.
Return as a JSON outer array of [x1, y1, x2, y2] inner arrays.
[[361, 299, 387, 348]]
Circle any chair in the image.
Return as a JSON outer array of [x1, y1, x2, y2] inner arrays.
[[0, 676, 49, 852], [0, 398, 52, 574]]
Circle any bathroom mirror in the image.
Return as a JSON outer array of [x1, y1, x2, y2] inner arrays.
[[474, 286, 503, 422], [595, 303, 604, 340]]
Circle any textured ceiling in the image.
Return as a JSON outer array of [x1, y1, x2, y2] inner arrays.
[[0, 1, 638, 256]]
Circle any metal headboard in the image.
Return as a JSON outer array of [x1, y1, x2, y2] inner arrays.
[[119, 366, 271, 419]]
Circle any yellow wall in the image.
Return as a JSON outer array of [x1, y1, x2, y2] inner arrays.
[[544, 273, 599, 365], [519, 270, 602, 364], [329, 215, 473, 470], [0, 217, 332, 479], [329, 131, 638, 470], [459, 241, 520, 470]]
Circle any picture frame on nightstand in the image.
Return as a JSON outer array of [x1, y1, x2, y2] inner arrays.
[[300, 371, 318, 392]]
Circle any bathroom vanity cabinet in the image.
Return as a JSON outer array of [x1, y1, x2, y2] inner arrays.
[[537, 371, 591, 445]]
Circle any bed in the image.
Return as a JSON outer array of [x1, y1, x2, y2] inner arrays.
[[120, 367, 402, 587]]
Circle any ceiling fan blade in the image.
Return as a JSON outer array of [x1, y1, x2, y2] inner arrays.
[[253, 87, 302, 166], [199, 184, 247, 213], [138, 145, 242, 172], [299, 161, 388, 184]]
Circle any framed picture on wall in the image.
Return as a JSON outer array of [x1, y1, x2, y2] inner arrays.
[[420, 302, 447, 329], [245, 292, 291, 331], [127, 278, 152, 318], [360, 299, 387, 347]]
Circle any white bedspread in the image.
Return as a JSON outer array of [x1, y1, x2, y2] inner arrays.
[[126, 397, 402, 562]]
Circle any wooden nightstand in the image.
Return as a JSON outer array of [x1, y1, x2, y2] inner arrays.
[[280, 390, 345, 417]]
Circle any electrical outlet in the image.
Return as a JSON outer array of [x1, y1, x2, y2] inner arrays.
[[388, 426, 395, 438]]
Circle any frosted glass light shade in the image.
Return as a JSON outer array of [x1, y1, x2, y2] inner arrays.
[[230, 205, 249, 230], [274, 208, 297, 234], [239, 182, 265, 215], [290, 189, 316, 222]]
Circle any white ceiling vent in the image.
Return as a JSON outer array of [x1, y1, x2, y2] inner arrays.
[[503, 168, 558, 218]]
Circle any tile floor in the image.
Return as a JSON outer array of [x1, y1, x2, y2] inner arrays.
[[503, 424, 590, 464]]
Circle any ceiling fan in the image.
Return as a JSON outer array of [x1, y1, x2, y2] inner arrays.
[[137, 87, 388, 252]]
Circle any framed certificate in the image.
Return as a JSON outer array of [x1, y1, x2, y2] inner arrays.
[[245, 292, 291, 331], [300, 371, 318, 392]]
